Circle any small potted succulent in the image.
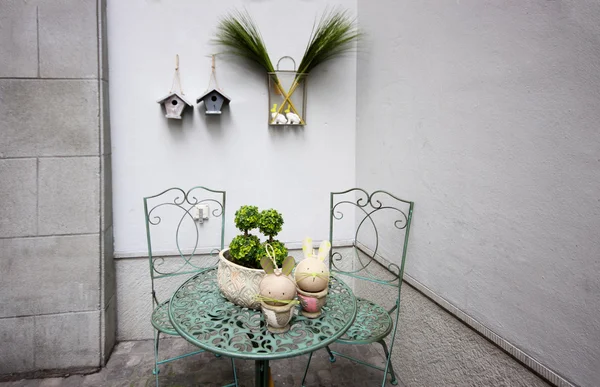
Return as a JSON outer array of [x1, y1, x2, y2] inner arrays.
[[217, 205, 288, 309]]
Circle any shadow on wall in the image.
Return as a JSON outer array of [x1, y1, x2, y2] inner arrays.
[[268, 122, 306, 141], [203, 104, 231, 140], [163, 105, 193, 138]]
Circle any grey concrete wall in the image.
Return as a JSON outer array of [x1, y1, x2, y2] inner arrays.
[[355, 1, 600, 386], [0, 0, 114, 374]]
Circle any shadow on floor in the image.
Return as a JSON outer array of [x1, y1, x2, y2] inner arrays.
[[0, 284, 552, 387], [0, 339, 397, 387]]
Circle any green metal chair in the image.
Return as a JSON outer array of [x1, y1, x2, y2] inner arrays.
[[143, 186, 238, 387], [301, 188, 414, 387]]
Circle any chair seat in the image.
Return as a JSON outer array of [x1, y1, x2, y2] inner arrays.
[[337, 298, 393, 343], [151, 301, 178, 336]]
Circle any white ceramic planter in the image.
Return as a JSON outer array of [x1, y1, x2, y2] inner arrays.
[[217, 249, 266, 310]]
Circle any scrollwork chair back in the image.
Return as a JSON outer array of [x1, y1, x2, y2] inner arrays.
[[143, 186, 237, 387], [302, 188, 414, 387]]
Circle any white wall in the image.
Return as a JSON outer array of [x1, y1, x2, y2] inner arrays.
[[356, 1, 600, 386], [108, 0, 357, 258]]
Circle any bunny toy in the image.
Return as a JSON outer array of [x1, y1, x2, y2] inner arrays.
[[295, 238, 331, 293], [270, 103, 287, 125], [258, 245, 297, 333], [258, 253, 296, 306]]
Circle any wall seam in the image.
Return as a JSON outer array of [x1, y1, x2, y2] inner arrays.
[[0, 309, 100, 321], [0, 77, 97, 81], [0, 232, 99, 240], [35, 6, 40, 78], [35, 158, 39, 235], [32, 316, 36, 368], [0, 155, 104, 160], [95, 0, 104, 366]]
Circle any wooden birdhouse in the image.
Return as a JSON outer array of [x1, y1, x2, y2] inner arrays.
[[196, 88, 231, 115], [157, 92, 193, 119]]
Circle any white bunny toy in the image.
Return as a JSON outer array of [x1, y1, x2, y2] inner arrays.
[[284, 104, 301, 125], [270, 103, 287, 125], [294, 238, 331, 293]]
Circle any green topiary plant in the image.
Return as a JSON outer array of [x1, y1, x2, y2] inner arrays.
[[229, 234, 262, 268], [258, 209, 284, 240], [256, 240, 287, 266], [234, 205, 260, 236], [227, 205, 288, 269]]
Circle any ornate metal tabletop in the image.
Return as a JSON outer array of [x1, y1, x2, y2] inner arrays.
[[168, 267, 357, 361]]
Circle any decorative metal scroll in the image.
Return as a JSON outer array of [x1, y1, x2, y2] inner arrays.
[[338, 298, 392, 343], [329, 188, 415, 290], [143, 186, 226, 279], [169, 268, 357, 360]]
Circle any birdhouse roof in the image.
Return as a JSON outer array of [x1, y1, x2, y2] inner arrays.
[[156, 91, 193, 106], [196, 88, 231, 104]]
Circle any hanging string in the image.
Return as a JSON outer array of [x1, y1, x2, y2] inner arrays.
[[207, 54, 220, 90], [264, 243, 278, 269], [170, 54, 184, 95]]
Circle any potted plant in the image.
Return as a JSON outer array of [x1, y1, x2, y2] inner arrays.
[[217, 205, 288, 309], [213, 8, 360, 125]]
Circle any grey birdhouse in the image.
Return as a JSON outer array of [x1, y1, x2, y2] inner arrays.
[[157, 92, 192, 119], [196, 89, 231, 115]]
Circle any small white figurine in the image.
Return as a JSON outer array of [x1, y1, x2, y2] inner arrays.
[[271, 103, 287, 125], [284, 104, 301, 125]]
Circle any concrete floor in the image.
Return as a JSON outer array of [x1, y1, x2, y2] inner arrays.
[[0, 339, 393, 387], [0, 284, 552, 387]]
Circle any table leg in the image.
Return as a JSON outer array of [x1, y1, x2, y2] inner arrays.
[[255, 360, 270, 387]]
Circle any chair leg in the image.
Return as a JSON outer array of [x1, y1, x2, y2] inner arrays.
[[300, 351, 313, 387], [378, 340, 398, 386], [153, 330, 161, 387], [230, 358, 239, 387], [326, 345, 336, 363]]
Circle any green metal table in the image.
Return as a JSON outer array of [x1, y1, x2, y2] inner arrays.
[[168, 267, 357, 387]]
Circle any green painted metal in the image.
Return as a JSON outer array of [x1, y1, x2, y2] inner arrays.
[[168, 268, 357, 361], [143, 186, 237, 387], [255, 360, 269, 387], [150, 300, 178, 335], [336, 298, 393, 344], [302, 188, 414, 387]]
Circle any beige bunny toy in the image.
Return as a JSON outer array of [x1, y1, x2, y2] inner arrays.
[[294, 238, 331, 293]]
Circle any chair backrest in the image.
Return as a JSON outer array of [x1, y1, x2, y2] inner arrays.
[[329, 188, 414, 314], [143, 186, 226, 305]]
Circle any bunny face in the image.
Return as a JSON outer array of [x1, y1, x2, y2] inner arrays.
[[258, 254, 297, 305], [259, 274, 296, 303], [295, 259, 329, 292], [294, 238, 331, 293]]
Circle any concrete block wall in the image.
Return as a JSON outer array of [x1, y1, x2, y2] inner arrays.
[[0, 0, 114, 374]]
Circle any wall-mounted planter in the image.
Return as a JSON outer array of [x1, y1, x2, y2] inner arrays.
[[268, 57, 307, 126]]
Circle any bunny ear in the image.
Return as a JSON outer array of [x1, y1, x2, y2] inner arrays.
[[302, 237, 313, 258], [260, 256, 275, 274], [281, 256, 295, 275], [317, 240, 331, 261]]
